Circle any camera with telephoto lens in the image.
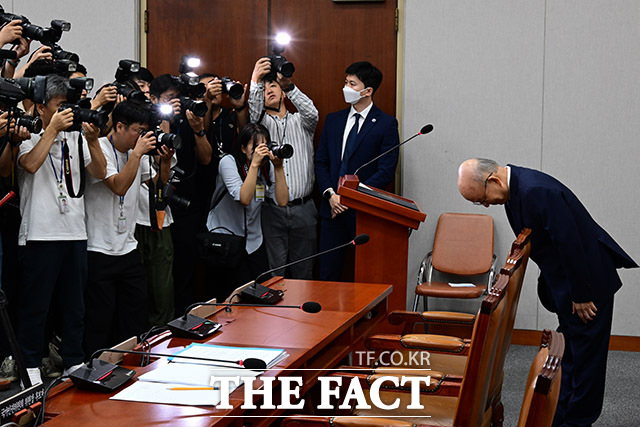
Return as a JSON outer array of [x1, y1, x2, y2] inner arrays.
[[268, 141, 294, 159], [0, 8, 78, 62], [59, 98, 108, 132], [219, 77, 243, 100], [0, 78, 42, 144]]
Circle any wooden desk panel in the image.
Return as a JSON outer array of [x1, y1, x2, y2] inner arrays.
[[43, 280, 391, 426]]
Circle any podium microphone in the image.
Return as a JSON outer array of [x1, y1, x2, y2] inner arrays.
[[238, 234, 371, 304], [167, 301, 322, 339], [353, 124, 433, 176], [69, 348, 268, 392]]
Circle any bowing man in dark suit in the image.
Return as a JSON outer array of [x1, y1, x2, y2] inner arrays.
[[315, 61, 399, 281], [457, 158, 637, 427]]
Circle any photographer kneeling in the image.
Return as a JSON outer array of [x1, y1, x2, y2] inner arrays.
[[205, 123, 287, 301]]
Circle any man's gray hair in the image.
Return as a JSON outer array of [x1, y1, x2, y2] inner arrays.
[[44, 75, 69, 104], [473, 158, 499, 182]]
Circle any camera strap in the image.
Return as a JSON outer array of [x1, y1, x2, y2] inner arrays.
[[62, 133, 86, 198]]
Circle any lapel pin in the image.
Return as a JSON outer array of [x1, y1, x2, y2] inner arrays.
[[371, 118, 377, 123]]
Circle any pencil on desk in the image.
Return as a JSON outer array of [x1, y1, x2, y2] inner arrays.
[[167, 386, 219, 390]]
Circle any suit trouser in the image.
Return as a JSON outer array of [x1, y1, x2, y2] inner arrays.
[[17, 241, 86, 369], [553, 297, 614, 427], [171, 211, 200, 316], [318, 211, 356, 281], [83, 249, 148, 357], [135, 225, 175, 326], [261, 199, 317, 280]]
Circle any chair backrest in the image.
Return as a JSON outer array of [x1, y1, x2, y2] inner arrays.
[[431, 212, 495, 276], [518, 330, 564, 427], [453, 272, 509, 426], [487, 229, 532, 399]]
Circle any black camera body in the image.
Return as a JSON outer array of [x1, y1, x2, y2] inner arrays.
[[146, 127, 182, 156], [267, 54, 295, 78], [59, 99, 108, 132], [0, 8, 77, 62], [176, 74, 207, 117], [220, 77, 243, 100], [268, 141, 294, 159]]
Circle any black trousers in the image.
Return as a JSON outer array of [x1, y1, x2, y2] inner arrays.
[[206, 244, 269, 303], [17, 241, 86, 369], [83, 250, 148, 357], [553, 297, 614, 427], [171, 211, 200, 315], [318, 211, 356, 281]]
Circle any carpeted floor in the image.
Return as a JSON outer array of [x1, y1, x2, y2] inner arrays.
[[503, 345, 640, 426]]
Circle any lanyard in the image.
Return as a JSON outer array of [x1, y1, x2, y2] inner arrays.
[[110, 136, 129, 207], [268, 112, 288, 145], [48, 141, 65, 194]]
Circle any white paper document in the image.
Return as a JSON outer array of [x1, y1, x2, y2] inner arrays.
[[171, 343, 288, 369], [138, 363, 259, 387], [448, 283, 477, 288]]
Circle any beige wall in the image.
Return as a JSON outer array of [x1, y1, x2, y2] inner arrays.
[[402, 0, 640, 335]]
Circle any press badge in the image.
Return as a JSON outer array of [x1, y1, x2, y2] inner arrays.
[[255, 184, 265, 202], [118, 212, 127, 233], [58, 194, 68, 214]]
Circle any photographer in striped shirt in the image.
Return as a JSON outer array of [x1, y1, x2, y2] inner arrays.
[[248, 57, 319, 279]]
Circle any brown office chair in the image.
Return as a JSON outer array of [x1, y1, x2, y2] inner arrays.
[[413, 213, 496, 313], [348, 230, 532, 425], [281, 330, 563, 427], [283, 271, 511, 426]]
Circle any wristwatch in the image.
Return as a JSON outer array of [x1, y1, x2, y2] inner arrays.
[[323, 188, 336, 200], [195, 129, 206, 137]]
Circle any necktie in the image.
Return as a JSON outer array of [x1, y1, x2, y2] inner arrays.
[[339, 113, 360, 177]]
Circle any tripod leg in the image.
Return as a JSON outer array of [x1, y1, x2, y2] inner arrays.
[[0, 290, 31, 388]]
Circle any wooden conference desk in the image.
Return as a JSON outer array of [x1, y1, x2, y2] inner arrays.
[[42, 278, 392, 426]]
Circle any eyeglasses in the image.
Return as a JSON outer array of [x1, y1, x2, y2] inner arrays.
[[472, 172, 493, 206]]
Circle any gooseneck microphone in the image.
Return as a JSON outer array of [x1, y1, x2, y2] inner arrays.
[[353, 124, 433, 177], [69, 348, 267, 392], [168, 298, 326, 339], [180, 301, 322, 318], [238, 234, 371, 304]]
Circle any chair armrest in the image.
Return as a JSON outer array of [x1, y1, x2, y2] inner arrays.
[[366, 334, 471, 356], [389, 310, 476, 335]]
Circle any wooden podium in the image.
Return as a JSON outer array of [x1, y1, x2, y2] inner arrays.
[[338, 175, 427, 311]]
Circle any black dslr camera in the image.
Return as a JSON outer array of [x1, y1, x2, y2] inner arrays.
[[0, 78, 43, 138], [146, 103, 182, 156], [219, 77, 243, 100], [58, 77, 108, 132], [266, 38, 295, 78], [0, 7, 78, 62], [177, 73, 207, 117], [111, 59, 147, 102], [268, 141, 294, 159]]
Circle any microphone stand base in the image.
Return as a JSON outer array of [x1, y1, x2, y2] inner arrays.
[[239, 283, 283, 305], [69, 359, 135, 392], [167, 314, 222, 339]]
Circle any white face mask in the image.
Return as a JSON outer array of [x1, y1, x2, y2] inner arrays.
[[343, 86, 366, 104]]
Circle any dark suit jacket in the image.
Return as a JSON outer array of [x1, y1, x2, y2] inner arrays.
[[315, 104, 399, 219], [505, 165, 637, 312]]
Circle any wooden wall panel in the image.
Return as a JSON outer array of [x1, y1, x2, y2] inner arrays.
[[146, 0, 268, 82], [270, 0, 398, 143]]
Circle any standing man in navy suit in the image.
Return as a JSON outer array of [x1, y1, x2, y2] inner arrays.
[[457, 158, 637, 427], [315, 61, 399, 281]]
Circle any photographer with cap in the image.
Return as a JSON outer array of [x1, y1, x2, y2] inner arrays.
[[249, 57, 318, 280], [16, 74, 106, 386]]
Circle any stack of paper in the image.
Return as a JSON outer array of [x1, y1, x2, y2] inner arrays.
[[171, 343, 288, 369]]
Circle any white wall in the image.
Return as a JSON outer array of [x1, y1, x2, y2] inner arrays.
[[402, 0, 640, 335], [9, 0, 139, 89]]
